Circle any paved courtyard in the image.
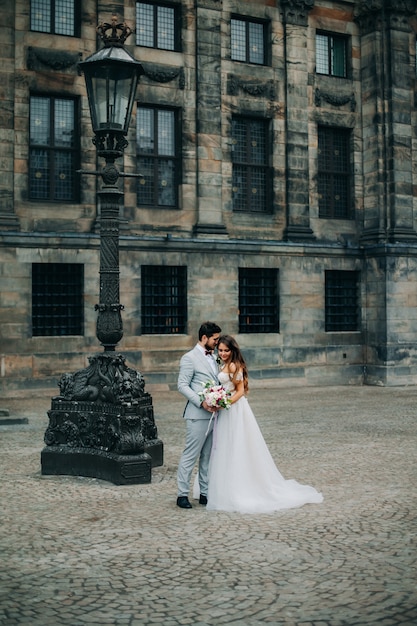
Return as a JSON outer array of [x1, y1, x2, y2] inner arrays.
[[0, 382, 416, 625]]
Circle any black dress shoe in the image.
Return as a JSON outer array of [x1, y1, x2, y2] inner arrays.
[[177, 496, 192, 509], [199, 495, 208, 505]]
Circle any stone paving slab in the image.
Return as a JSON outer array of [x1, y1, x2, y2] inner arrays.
[[0, 384, 416, 625]]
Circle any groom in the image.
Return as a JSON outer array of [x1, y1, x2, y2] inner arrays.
[[176, 321, 222, 509]]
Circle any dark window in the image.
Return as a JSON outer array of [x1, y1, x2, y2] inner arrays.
[[316, 32, 348, 77], [137, 106, 179, 208], [30, 0, 79, 36], [141, 266, 187, 334], [318, 126, 351, 219], [325, 270, 359, 332], [136, 2, 180, 51], [231, 17, 266, 65], [239, 268, 279, 333], [32, 263, 84, 336], [232, 117, 269, 213], [29, 95, 79, 202]]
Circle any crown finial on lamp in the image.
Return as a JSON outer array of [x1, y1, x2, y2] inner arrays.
[[96, 14, 132, 46]]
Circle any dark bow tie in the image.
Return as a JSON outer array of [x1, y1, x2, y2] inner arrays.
[[205, 350, 213, 356]]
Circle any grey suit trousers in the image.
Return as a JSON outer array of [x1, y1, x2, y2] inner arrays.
[[177, 419, 213, 497]]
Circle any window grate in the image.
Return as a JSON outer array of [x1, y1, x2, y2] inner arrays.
[[239, 268, 279, 333], [32, 263, 84, 336], [318, 126, 351, 219], [325, 270, 359, 332], [232, 117, 269, 213], [141, 266, 187, 334]]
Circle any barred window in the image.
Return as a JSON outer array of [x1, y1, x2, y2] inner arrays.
[[136, 2, 179, 51], [316, 32, 348, 78], [29, 95, 79, 202], [32, 263, 84, 336], [141, 266, 187, 334], [239, 268, 279, 333], [325, 270, 359, 332], [232, 117, 270, 213], [137, 106, 179, 208], [318, 126, 351, 219], [30, 0, 79, 36], [231, 17, 266, 65]]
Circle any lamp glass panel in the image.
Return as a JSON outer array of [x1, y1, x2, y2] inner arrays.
[[86, 63, 137, 133]]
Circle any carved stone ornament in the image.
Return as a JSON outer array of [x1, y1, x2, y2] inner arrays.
[[27, 47, 82, 73], [281, 0, 315, 26], [142, 64, 185, 89], [354, 0, 417, 32], [315, 88, 356, 111], [228, 75, 276, 100]]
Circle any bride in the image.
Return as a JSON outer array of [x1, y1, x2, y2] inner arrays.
[[201, 335, 323, 514]]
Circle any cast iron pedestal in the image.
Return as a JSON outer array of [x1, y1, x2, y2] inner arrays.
[[41, 353, 163, 485]]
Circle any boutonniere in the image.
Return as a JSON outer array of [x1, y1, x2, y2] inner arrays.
[[216, 356, 222, 366]]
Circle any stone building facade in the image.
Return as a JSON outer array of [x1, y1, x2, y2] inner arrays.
[[1, 0, 417, 392]]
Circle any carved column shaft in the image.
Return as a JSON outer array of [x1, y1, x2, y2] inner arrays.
[[282, 0, 315, 241], [0, 1, 19, 230], [356, 0, 417, 243], [193, 0, 227, 235], [96, 180, 123, 350]]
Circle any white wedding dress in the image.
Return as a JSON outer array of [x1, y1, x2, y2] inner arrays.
[[201, 371, 323, 514]]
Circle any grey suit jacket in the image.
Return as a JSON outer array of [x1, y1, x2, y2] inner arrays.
[[177, 345, 219, 420]]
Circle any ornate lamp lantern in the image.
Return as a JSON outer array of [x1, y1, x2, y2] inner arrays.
[[80, 19, 143, 152], [40, 17, 163, 485]]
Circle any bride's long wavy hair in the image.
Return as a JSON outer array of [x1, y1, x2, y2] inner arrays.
[[218, 335, 249, 394]]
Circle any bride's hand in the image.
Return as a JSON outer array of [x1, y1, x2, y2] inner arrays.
[[202, 400, 216, 413]]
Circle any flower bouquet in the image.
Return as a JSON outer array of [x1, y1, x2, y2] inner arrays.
[[199, 380, 232, 437], [199, 380, 232, 410]]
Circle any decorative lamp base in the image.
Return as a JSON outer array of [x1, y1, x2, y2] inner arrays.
[[40, 352, 164, 485], [41, 446, 153, 485]]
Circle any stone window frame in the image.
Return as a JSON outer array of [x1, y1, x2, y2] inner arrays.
[[135, 1, 181, 52], [315, 30, 350, 79], [30, 0, 80, 38], [141, 265, 187, 335], [324, 270, 360, 332], [136, 104, 181, 210], [317, 125, 353, 220], [29, 94, 80, 203], [230, 14, 269, 66], [231, 115, 271, 215], [238, 268, 279, 334], [32, 262, 84, 337]]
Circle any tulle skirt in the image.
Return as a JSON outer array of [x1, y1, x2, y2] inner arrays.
[[195, 396, 323, 514]]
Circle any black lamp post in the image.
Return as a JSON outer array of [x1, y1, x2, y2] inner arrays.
[[41, 17, 163, 485], [80, 18, 143, 351]]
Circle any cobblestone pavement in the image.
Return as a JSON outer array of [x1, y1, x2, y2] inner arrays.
[[0, 383, 416, 626]]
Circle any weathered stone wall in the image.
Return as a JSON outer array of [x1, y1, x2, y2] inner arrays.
[[2, 0, 417, 391]]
